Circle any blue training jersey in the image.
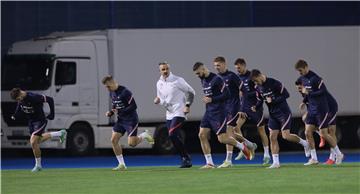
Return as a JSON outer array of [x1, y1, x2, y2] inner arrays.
[[298, 71, 329, 115], [218, 70, 240, 109], [110, 85, 137, 118], [238, 70, 263, 112], [255, 77, 291, 114], [13, 92, 54, 121], [201, 72, 230, 113]]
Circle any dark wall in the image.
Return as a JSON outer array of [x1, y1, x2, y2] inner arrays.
[[2, 1, 359, 56]]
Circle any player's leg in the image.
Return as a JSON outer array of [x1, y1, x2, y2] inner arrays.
[[268, 129, 280, 168], [167, 117, 192, 168], [127, 123, 154, 147], [279, 114, 309, 157], [111, 122, 126, 170], [216, 130, 253, 161], [234, 114, 256, 160], [304, 124, 319, 165], [218, 125, 235, 168], [29, 120, 48, 172], [257, 125, 270, 164], [325, 124, 337, 164], [198, 127, 214, 168], [41, 129, 67, 144], [317, 113, 344, 164]]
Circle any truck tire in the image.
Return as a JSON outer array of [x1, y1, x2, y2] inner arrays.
[[153, 125, 185, 154], [66, 123, 94, 156]]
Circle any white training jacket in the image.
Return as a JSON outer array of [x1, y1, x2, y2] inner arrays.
[[156, 72, 195, 120]]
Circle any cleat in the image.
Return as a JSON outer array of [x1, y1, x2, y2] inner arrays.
[[31, 166, 42, 173], [319, 137, 325, 148], [249, 143, 257, 160], [180, 157, 192, 168], [242, 143, 251, 160], [324, 159, 335, 165], [59, 129, 67, 144], [199, 164, 215, 169], [235, 151, 244, 160], [267, 163, 280, 169], [304, 158, 319, 166], [263, 156, 271, 165], [112, 164, 127, 171], [217, 161, 233, 168], [304, 143, 310, 157], [335, 153, 344, 165], [143, 130, 154, 145]]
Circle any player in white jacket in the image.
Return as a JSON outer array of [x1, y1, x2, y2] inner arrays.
[[154, 62, 195, 168]]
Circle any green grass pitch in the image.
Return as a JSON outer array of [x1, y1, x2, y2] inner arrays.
[[2, 163, 360, 194]]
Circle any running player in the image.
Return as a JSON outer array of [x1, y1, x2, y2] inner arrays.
[[102, 75, 154, 170], [250, 69, 310, 169], [234, 58, 271, 165], [154, 62, 195, 168], [294, 60, 343, 165], [193, 62, 252, 169], [10, 88, 67, 172], [213, 56, 257, 168]]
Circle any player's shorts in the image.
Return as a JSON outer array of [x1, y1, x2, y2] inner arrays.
[[166, 117, 185, 135], [268, 111, 292, 131], [243, 109, 265, 127], [326, 111, 337, 126], [225, 99, 240, 126], [305, 112, 329, 129], [113, 114, 139, 136], [29, 120, 48, 136], [200, 111, 227, 135]]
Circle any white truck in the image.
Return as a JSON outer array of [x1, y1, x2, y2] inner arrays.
[[2, 26, 359, 155]]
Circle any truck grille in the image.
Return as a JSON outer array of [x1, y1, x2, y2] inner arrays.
[[1, 102, 28, 126]]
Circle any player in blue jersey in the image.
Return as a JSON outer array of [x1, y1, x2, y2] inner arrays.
[[294, 60, 343, 165], [233, 58, 271, 165], [295, 78, 339, 165], [193, 62, 252, 169], [10, 88, 67, 172], [213, 57, 257, 168], [250, 70, 310, 169], [102, 76, 154, 170]]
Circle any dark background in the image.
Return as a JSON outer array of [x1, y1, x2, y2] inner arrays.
[[2, 1, 360, 56]]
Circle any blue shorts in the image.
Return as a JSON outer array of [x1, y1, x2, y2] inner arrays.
[[113, 115, 139, 136], [200, 112, 227, 135], [268, 111, 292, 131], [327, 111, 337, 126], [243, 109, 265, 127], [29, 120, 48, 136], [226, 99, 240, 126], [166, 117, 185, 135], [305, 112, 329, 129]]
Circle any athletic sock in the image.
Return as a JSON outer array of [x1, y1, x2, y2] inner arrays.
[[236, 142, 245, 150], [116, 154, 125, 165], [299, 138, 308, 147], [329, 148, 336, 160], [333, 145, 342, 156], [50, 131, 62, 138], [225, 151, 233, 163], [35, 157, 41, 167], [272, 154, 279, 164], [243, 139, 254, 149], [310, 149, 318, 161], [264, 146, 270, 157], [205, 154, 214, 165]]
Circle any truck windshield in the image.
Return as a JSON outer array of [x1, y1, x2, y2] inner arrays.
[[1, 54, 55, 90]]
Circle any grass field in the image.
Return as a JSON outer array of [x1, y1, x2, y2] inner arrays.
[[2, 163, 360, 194]]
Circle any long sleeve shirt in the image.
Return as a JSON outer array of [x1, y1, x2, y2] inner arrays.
[[156, 72, 195, 120], [13, 92, 55, 121], [201, 72, 230, 113], [238, 70, 263, 112], [110, 85, 137, 119]]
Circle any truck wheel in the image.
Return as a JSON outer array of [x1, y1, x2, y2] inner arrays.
[[66, 123, 94, 156], [153, 125, 185, 154]]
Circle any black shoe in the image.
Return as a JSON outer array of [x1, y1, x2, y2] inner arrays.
[[180, 157, 192, 168]]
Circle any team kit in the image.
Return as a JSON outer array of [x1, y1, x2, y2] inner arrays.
[[10, 57, 344, 172]]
